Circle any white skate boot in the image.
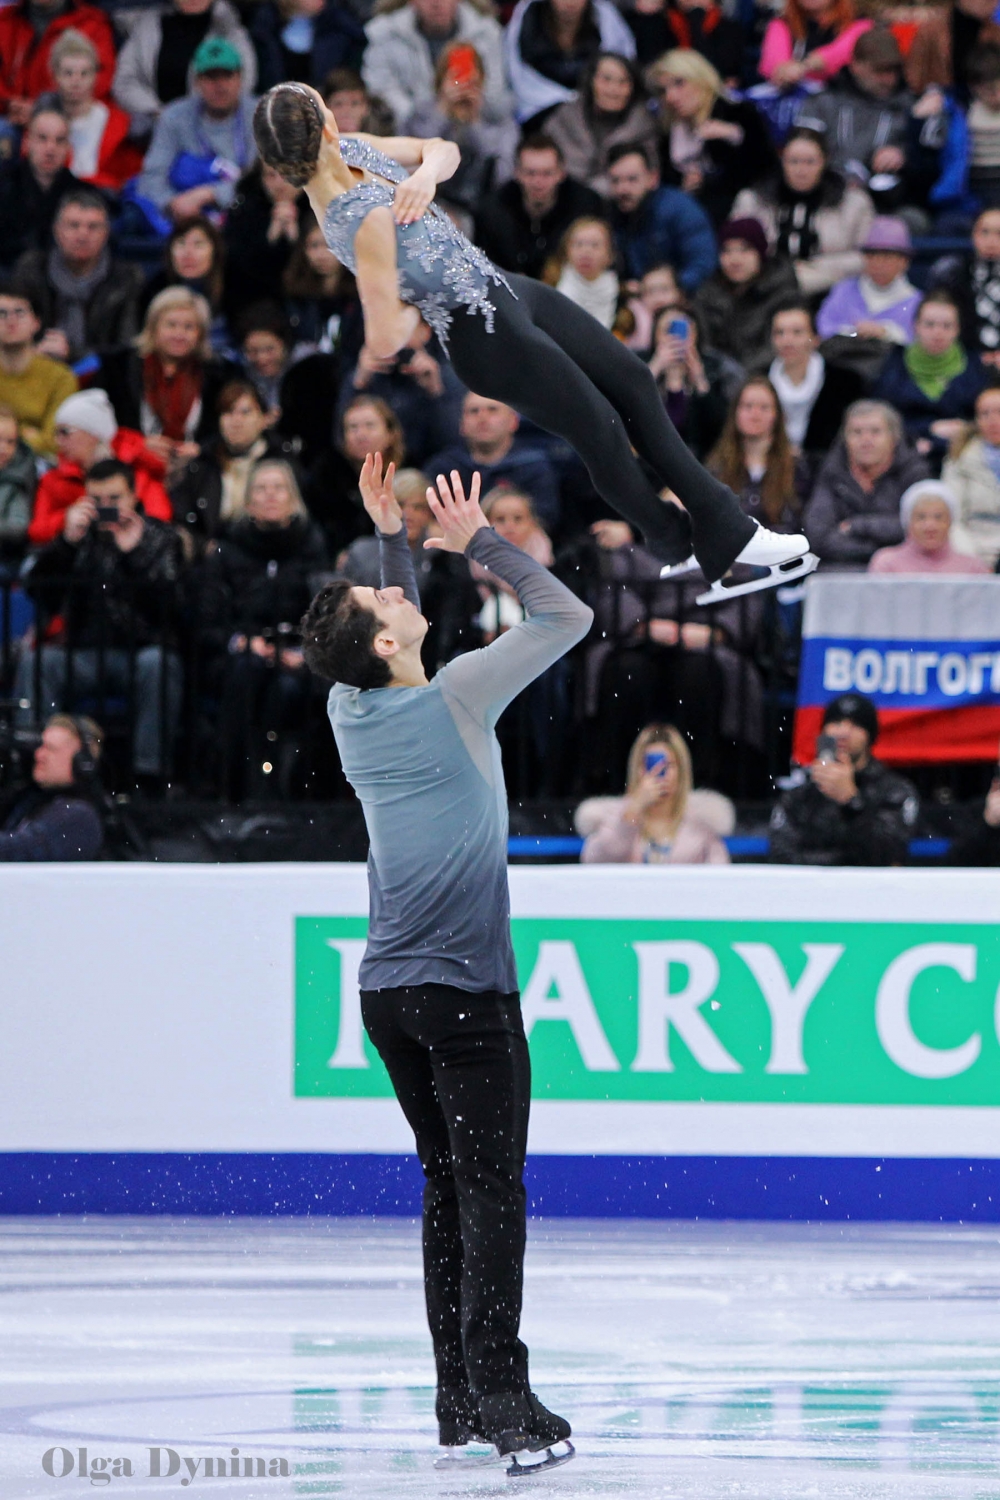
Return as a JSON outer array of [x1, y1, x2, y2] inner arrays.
[[695, 522, 817, 605]]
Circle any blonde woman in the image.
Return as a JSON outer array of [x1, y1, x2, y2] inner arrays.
[[577, 721, 733, 863], [650, 49, 775, 226], [544, 217, 620, 329], [98, 286, 242, 474]]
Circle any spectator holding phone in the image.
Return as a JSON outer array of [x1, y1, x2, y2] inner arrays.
[[405, 42, 518, 220], [769, 691, 919, 865], [577, 721, 733, 862], [647, 302, 741, 460]]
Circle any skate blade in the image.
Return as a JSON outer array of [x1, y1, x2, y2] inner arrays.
[[434, 1444, 500, 1469], [696, 551, 817, 606], [658, 554, 700, 580], [506, 1440, 575, 1477]]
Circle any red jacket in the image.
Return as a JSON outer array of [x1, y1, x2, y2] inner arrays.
[[0, 0, 116, 112], [28, 429, 172, 546], [70, 101, 144, 192]]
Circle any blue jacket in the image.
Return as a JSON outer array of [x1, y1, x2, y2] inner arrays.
[[250, 0, 364, 92], [873, 345, 988, 452], [426, 437, 560, 529], [0, 787, 102, 860], [610, 186, 717, 290], [927, 93, 977, 215]]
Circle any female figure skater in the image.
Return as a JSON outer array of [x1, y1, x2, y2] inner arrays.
[[252, 81, 815, 600]]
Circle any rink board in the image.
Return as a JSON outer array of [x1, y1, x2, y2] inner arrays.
[[3, 862, 1000, 1220]]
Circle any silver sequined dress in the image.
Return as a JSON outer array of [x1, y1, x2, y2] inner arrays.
[[321, 136, 513, 351]]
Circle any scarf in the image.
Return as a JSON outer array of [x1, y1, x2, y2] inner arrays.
[[903, 340, 966, 401], [972, 259, 1000, 352], [556, 265, 619, 329], [768, 351, 825, 447], [775, 180, 824, 262], [858, 273, 917, 315], [665, 4, 721, 49], [142, 353, 204, 441], [220, 436, 268, 522], [47, 246, 110, 363]]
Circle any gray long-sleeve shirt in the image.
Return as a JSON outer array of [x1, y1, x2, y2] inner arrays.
[[328, 526, 593, 993], [138, 94, 257, 212]]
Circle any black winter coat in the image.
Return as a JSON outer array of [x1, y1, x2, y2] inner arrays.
[[0, 162, 81, 269], [223, 170, 306, 319], [693, 256, 799, 368], [659, 96, 776, 227], [14, 249, 145, 359], [474, 176, 607, 279], [250, 0, 364, 91], [27, 516, 184, 649], [769, 758, 919, 866], [197, 513, 328, 652]]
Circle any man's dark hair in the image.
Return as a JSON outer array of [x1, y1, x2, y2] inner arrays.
[[606, 140, 654, 172], [0, 278, 42, 319], [516, 132, 564, 164], [56, 186, 109, 220], [968, 43, 1000, 89], [86, 457, 136, 490], [301, 579, 392, 689], [771, 297, 816, 330], [238, 299, 292, 347]]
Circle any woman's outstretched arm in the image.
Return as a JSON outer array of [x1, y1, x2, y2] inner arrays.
[[353, 205, 421, 358]]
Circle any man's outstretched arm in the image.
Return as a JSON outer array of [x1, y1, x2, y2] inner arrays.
[[358, 452, 421, 607], [428, 471, 593, 725]]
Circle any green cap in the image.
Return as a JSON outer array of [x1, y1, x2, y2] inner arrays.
[[192, 36, 242, 74]]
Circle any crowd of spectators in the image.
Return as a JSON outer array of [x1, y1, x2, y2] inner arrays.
[[0, 0, 997, 862]]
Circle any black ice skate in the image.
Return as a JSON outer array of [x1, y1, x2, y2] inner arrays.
[[478, 1391, 575, 1478], [433, 1387, 500, 1469]]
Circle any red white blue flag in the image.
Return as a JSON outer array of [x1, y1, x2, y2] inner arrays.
[[794, 576, 1000, 764]]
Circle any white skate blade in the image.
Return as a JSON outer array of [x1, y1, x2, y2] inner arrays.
[[506, 1440, 575, 1477], [658, 554, 700, 580], [696, 551, 818, 606], [434, 1443, 500, 1469]]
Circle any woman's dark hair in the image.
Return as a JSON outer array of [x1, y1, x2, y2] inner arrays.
[[166, 215, 225, 310], [301, 579, 392, 689], [217, 378, 266, 417], [771, 297, 816, 332], [322, 66, 366, 102], [707, 376, 798, 527], [283, 209, 350, 298], [783, 126, 828, 158], [253, 83, 324, 190], [916, 288, 961, 319]]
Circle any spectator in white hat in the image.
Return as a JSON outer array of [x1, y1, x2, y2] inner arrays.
[[28, 387, 172, 546], [868, 479, 991, 574]]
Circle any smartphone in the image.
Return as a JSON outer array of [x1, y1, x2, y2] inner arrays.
[[667, 316, 689, 341], [644, 750, 668, 775], [815, 732, 839, 763], [445, 43, 479, 89], [95, 505, 119, 524]]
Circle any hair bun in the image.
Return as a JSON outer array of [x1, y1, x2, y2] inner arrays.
[[253, 84, 324, 189]]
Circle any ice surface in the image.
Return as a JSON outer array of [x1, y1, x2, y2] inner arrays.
[[2, 1217, 1000, 1498]]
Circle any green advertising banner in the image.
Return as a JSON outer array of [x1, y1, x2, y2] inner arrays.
[[295, 917, 1000, 1106]]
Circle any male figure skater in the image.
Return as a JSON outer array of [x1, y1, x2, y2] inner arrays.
[[300, 455, 591, 1474]]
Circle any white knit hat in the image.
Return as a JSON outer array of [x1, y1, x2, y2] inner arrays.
[[54, 388, 117, 444], [899, 480, 958, 529]]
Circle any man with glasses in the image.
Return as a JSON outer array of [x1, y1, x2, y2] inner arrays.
[[0, 282, 76, 458]]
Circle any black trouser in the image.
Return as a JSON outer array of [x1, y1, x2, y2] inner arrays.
[[447, 274, 756, 581], [360, 983, 532, 1402]]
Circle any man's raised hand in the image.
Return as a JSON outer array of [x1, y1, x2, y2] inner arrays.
[[423, 470, 489, 553], [359, 451, 402, 535]]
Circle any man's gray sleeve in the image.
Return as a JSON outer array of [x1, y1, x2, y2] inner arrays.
[[378, 526, 421, 607], [437, 528, 592, 727]]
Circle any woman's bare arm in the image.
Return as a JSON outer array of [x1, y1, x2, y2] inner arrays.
[[353, 205, 420, 358]]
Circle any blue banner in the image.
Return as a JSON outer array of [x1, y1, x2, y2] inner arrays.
[[799, 637, 1000, 711]]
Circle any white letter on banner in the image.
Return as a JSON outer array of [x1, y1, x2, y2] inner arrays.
[[631, 942, 740, 1073], [875, 944, 981, 1079], [937, 653, 967, 697], [823, 648, 853, 691], [732, 942, 844, 1074], [882, 652, 912, 695], [853, 649, 883, 693], [991, 654, 1000, 693], [968, 654, 993, 695], [912, 653, 939, 694], [520, 941, 620, 1070], [326, 939, 369, 1068]]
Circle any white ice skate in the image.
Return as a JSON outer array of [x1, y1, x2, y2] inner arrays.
[[695, 522, 817, 606], [506, 1439, 575, 1477]]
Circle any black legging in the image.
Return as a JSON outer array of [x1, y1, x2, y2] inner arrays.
[[447, 275, 756, 581]]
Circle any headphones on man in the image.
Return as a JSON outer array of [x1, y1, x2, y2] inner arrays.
[[65, 716, 100, 784]]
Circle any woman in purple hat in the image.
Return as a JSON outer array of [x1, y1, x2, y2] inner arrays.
[[817, 217, 921, 349]]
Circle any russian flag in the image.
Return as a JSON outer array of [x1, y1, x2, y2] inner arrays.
[[793, 575, 1000, 765]]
